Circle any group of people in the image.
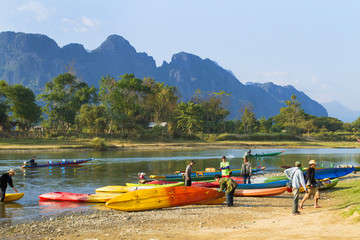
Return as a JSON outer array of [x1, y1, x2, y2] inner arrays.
[[184, 154, 321, 212], [184, 153, 253, 207]]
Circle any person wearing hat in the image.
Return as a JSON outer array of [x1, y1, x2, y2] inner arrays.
[[220, 156, 230, 178], [0, 169, 18, 202], [184, 160, 195, 186], [299, 160, 321, 209], [284, 161, 307, 215], [214, 174, 238, 207]]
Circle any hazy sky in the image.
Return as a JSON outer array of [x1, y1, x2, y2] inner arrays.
[[1, 1, 359, 111]]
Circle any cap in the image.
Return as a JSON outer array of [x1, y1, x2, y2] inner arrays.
[[222, 156, 226, 159], [295, 161, 301, 166]]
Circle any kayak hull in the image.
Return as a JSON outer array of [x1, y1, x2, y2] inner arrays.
[[4, 193, 24, 202], [96, 182, 184, 193], [234, 187, 287, 197], [39, 192, 122, 202], [105, 186, 224, 211]]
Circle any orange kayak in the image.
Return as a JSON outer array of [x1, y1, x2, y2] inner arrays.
[[106, 186, 225, 211], [234, 186, 287, 197]]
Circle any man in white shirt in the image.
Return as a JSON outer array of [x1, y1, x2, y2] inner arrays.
[[284, 161, 307, 215]]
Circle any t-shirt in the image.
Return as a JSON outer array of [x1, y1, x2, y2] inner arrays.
[[0, 173, 14, 189], [220, 161, 230, 176]]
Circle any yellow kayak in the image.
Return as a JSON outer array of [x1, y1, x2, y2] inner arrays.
[[4, 193, 24, 202], [125, 182, 184, 187], [96, 182, 184, 193]]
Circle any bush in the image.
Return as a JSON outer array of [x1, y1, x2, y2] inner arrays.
[[90, 137, 107, 151]]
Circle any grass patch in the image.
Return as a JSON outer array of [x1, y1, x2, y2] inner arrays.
[[332, 180, 360, 221]]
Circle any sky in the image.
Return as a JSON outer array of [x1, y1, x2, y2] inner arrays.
[[0, 0, 359, 111]]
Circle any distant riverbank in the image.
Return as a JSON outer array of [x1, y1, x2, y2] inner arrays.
[[0, 138, 359, 151]]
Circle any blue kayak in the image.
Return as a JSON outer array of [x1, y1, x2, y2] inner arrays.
[[236, 180, 288, 189], [311, 167, 355, 179]]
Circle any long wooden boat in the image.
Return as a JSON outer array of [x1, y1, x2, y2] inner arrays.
[[21, 158, 94, 168], [149, 166, 266, 181], [299, 178, 339, 192], [234, 187, 287, 197], [39, 192, 122, 203], [245, 151, 284, 158], [105, 186, 225, 211], [4, 193, 25, 202]]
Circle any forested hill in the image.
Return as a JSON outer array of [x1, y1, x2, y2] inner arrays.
[[0, 31, 328, 119]]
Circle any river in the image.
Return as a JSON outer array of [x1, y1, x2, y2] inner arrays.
[[0, 147, 359, 224]]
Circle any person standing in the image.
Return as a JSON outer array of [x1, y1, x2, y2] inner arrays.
[[299, 160, 321, 209], [215, 174, 238, 207], [184, 160, 195, 186], [220, 156, 230, 177], [241, 155, 252, 184], [284, 161, 307, 215], [0, 169, 18, 202]]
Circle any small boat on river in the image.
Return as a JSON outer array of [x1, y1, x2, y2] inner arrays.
[[244, 151, 285, 158], [21, 158, 94, 168]]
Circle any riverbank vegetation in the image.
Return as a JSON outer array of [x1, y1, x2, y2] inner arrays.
[[1, 73, 360, 145]]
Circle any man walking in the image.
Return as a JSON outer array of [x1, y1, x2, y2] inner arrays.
[[284, 161, 307, 215], [184, 161, 195, 186], [0, 169, 18, 202]]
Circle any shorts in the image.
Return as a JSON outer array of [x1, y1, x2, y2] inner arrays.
[[305, 187, 320, 199]]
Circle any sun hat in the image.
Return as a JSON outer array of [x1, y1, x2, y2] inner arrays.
[[309, 160, 317, 165], [7, 169, 16, 174], [295, 161, 301, 166]]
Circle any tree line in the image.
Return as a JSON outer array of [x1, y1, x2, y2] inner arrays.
[[1, 73, 360, 141]]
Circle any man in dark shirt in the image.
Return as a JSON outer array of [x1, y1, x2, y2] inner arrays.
[[0, 169, 18, 202], [29, 156, 36, 166], [184, 161, 195, 186], [299, 160, 320, 209]]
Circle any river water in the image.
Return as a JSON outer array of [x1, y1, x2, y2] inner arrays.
[[0, 147, 359, 225]]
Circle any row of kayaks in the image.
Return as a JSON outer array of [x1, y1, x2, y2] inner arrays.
[[38, 166, 351, 211]]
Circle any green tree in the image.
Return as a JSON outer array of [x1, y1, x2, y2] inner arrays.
[[240, 105, 258, 133], [274, 94, 305, 135], [0, 81, 10, 130], [142, 77, 179, 123], [352, 117, 360, 132], [5, 84, 42, 130], [99, 74, 151, 132], [76, 104, 108, 133], [175, 102, 204, 134], [259, 117, 273, 133], [39, 73, 97, 130], [191, 90, 230, 133]]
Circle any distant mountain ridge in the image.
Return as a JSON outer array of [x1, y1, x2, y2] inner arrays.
[[322, 101, 359, 123], [0, 31, 328, 119]]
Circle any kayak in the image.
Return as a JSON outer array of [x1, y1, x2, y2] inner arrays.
[[299, 178, 339, 192], [21, 158, 94, 168], [96, 182, 184, 193], [280, 167, 354, 180], [105, 186, 225, 211], [4, 193, 24, 202], [39, 192, 122, 202], [149, 166, 266, 181], [126, 182, 184, 187], [236, 180, 288, 189], [234, 187, 287, 197], [245, 151, 284, 158], [198, 197, 226, 205]]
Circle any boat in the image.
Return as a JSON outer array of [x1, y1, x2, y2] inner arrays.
[[105, 186, 225, 211], [149, 166, 266, 181], [96, 182, 184, 193], [21, 158, 94, 168], [39, 192, 122, 203], [299, 178, 339, 192], [3, 193, 24, 202], [236, 180, 288, 189], [280, 167, 354, 180], [245, 151, 284, 158], [234, 187, 287, 197]]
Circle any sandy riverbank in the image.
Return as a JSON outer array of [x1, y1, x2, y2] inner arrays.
[[1, 174, 359, 240]]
